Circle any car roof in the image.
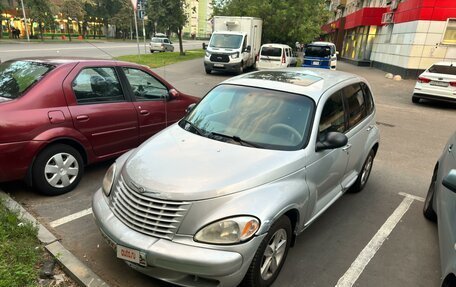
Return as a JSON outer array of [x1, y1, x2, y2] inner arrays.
[[309, 41, 335, 47], [261, 43, 291, 49], [221, 68, 362, 101]]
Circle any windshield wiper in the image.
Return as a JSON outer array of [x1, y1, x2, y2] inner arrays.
[[181, 119, 205, 136], [209, 132, 263, 148]]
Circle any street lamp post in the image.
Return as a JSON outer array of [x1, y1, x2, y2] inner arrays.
[[19, 0, 29, 41]]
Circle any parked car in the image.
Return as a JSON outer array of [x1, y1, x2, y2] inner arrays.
[[423, 131, 456, 287], [412, 61, 456, 104], [0, 58, 198, 195], [93, 68, 380, 287], [302, 41, 338, 70], [149, 37, 174, 53], [256, 43, 297, 70]]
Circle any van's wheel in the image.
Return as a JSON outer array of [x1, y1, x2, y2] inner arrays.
[[240, 216, 291, 287], [348, 149, 375, 193], [412, 95, 420, 104], [237, 62, 244, 75], [205, 68, 211, 74], [32, 144, 84, 196]]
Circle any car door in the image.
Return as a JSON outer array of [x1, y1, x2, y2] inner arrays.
[[306, 91, 350, 218], [121, 67, 168, 143], [163, 38, 172, 51], [65, 65, 139, 158], [340, 83, 375, 189]]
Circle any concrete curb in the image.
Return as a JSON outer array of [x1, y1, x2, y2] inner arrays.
[[0, 190, 109, 287]]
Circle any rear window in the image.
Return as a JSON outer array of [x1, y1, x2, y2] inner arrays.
[[428, 64, 456, 75], [305, 45, 331, 57], [260, 47, 283, 57], [0, 60, 54, 100], [151, 38, 164, 43]]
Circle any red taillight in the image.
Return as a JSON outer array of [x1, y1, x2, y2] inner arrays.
[[281, 54, 286, 64], [418, 76, 431, 83], [450, 81, 456, 87]]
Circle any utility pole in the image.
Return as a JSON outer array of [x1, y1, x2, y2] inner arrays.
[[20, 0, 29, 41]]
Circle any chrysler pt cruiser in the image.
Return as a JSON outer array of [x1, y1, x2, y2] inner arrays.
[[93, 68, 380, 287]]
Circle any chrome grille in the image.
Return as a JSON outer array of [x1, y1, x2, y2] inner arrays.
[[210, 54, 230, 63], [110, 176, 191, 240]]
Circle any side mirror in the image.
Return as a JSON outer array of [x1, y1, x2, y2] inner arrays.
[[316, 131, 348, 152], [443, 169, 456, 193], [245, 45, 251, 53], [202, 43, 207, 50], [168, 88, 179, 99], [186, 103, 196, 113], [336, 51, 339, 55]]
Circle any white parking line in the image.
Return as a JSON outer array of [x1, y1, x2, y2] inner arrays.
[[50, 208, 93, 228], [335, 193, 417, 287]]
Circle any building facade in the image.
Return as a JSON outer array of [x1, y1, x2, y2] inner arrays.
[[322, 0, 456, 78], [183, 0, 212, 38]]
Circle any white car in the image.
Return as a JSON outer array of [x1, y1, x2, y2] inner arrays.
[[149, 37, 174, 53], [412, 61, 456, 104], [256, 43, 297, 70]]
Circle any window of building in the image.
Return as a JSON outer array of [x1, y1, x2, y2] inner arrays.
[[442, 18, 456, 45]]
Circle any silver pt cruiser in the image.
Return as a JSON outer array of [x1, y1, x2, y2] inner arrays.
[[92, 68, 380, 287]]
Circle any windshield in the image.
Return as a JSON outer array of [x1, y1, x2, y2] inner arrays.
[[305, 45, 331, 57], [0, 60, 54, 100], [428, 64, 456, 75], [261, 47, 282, 57], [209, 34, 243, 49], [180, 84, 315, 151]]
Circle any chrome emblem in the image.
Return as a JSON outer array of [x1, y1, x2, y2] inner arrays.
[[130, 181, 146, 193]]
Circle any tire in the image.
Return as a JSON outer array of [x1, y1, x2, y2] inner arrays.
[[240, 216, 292, 287], [412, 95, 420, 104], [205, 68, 211, 74], [423, 167, 438, 221], [32, 144, 84, 196], [237, 62, 244, 75], [348, 149, 375, 193], [150, 49, 153, 53]]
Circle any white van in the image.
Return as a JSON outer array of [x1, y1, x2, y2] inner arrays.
[[256, 43, 297, 70]]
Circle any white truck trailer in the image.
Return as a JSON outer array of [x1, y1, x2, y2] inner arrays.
[[204, 16, 262, 74]]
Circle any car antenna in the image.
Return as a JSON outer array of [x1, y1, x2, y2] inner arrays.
[[83, 39, 115, 59]]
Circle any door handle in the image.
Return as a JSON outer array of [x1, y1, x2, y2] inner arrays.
[[139, 110, 150, 116], [366, 125, 374, 132], [76, 115, 89, 121], [342, 144, 352, 152]]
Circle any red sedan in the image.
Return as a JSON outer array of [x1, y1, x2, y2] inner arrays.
[[0, 58, 198, 195]]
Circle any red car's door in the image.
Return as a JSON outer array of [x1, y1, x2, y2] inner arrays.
[[121, 67, 167, 143], [64, 64, 139, 158]]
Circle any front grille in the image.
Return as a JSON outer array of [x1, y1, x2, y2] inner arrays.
[[210, 54, 230, 63], [110, 176, 191, 240]]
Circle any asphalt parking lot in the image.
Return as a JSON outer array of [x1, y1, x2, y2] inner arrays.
[[1, 60, 455, 287]]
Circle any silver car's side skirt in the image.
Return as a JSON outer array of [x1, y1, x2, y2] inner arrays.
[[302, 190, 344, 230]]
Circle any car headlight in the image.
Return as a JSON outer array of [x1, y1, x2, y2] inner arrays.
[[205, 51, 211, 57], [102, 163, 116, 196], [194, 216, 260, 244], [230, 52, 239, 59]]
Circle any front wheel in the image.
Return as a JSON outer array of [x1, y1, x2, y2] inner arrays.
[[32, 144, 84, 196], [240, 216, 292, 287], [423, 168, 437, 221], [349, 149, 375, 193], [205, 68, 212, 74]]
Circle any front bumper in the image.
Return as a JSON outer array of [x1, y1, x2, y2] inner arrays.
[[204, 60, 242, 73], [92, 189, 265, 287]]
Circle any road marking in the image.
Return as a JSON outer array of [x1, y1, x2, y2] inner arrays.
[[398, 192, 424, 202], [50, 208, 93, 228], [335, 194, 416, 287]]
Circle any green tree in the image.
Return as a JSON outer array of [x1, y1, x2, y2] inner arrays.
[[0, 0, 14, 39], [110, 0, 133, 39], [26, 0, 56, 40], [212, 0, 330, 46], [60, 0, 86, 41]]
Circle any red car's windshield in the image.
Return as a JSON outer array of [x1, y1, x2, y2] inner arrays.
[[0, 60, 55, 100]]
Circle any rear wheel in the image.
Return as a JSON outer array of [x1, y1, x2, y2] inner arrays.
[[423, 167, 438, 221], [412, 95, 420, 103], [349, 149, 375, 193], [32, 144, 84, 196], [240, 216, 291, 287], [205, 68, 212, 74]]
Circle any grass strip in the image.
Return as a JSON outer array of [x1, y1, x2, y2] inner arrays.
[[116, 49, 205, 68]]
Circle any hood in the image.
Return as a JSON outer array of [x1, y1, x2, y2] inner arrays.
[[122, 124, 306, 201]]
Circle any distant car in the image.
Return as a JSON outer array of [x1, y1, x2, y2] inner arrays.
[[93, 68, 380, 287], [412, 61, 456, 104], [302, 41, 338, 70], [256, 43, 297, 70], [423, 131, 456, 287], [149, 37, 174, 52], [0, 58, 198, 195]]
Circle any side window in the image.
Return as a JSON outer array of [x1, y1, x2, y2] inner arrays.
[[319, 92, 346, 139], [243, 36, 247, 51], [360, 82, 375, 115], [72, 67, 124, 104], [123, 67, 168, 101], [343, 84, 367, 128], [164, 39, 170, 44]]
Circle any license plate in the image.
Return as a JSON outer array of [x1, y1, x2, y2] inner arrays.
[[430, 81, 449, 87], [117, 245, 147, 266], [214, 63, 224, 67], [312, 61, 319, 65]]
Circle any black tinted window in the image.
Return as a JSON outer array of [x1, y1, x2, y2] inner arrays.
[[319, 92, 345, 138], [0, 60, 54, 100], [360, 82, 374, 115], [261, 47, 282, 57], [343, 84, 366, 128], [72, 67, 124, 104], [305, 45, 331, 57], [428, 64, 456, 75]]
